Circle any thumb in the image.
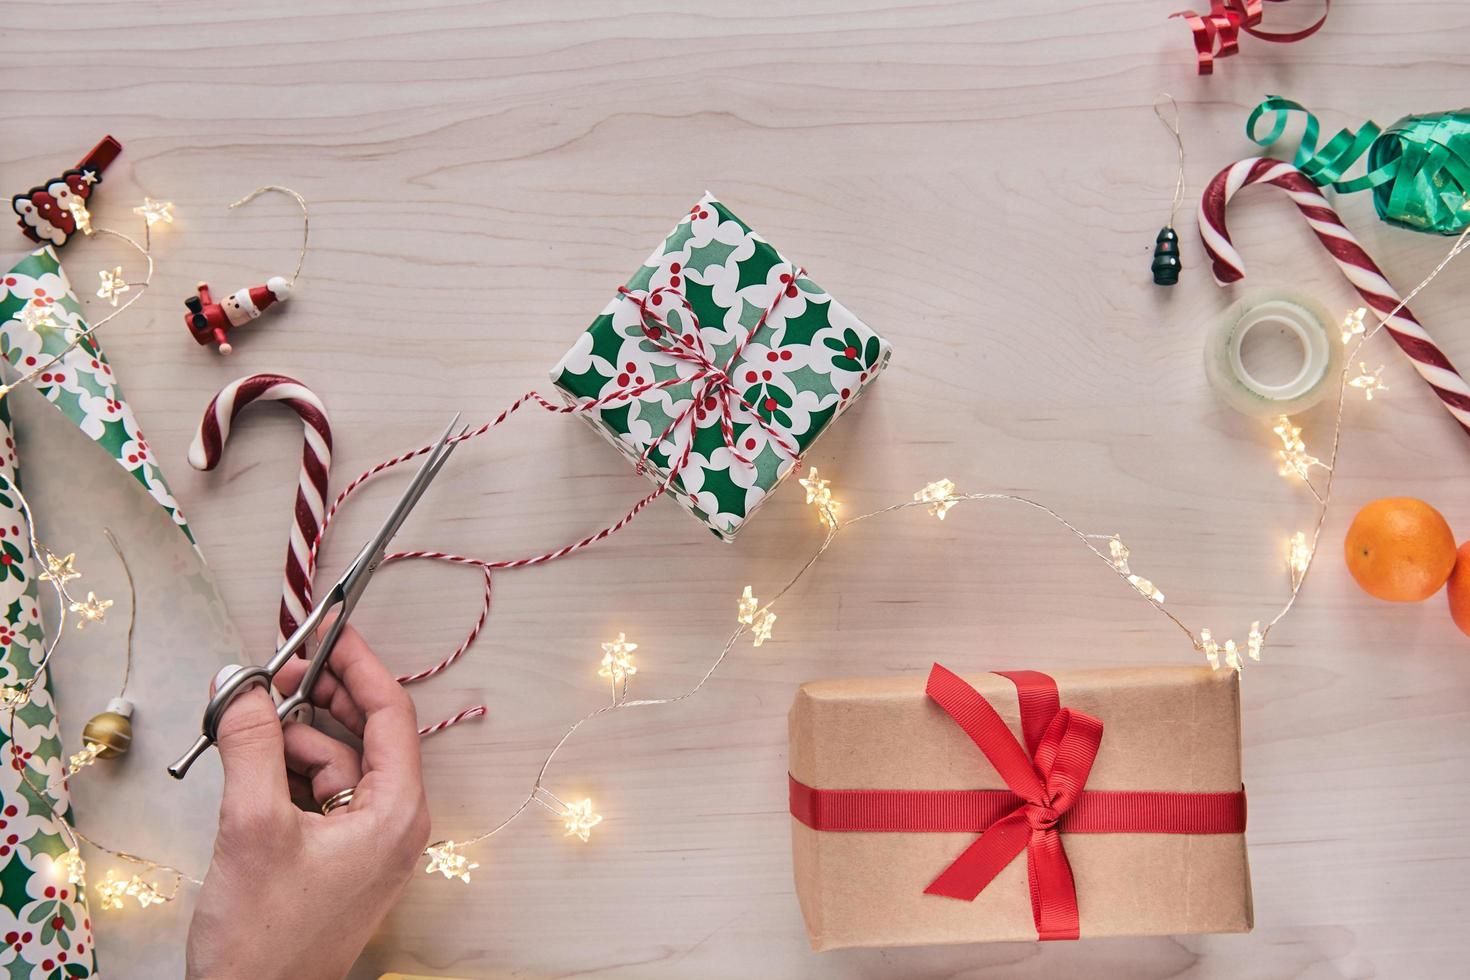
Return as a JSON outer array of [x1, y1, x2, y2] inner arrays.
[[213, 665, 290, 816]]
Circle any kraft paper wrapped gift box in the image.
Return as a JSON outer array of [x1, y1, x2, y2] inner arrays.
[[787, 664, 1252, 949], [550, 192, 891, 541]]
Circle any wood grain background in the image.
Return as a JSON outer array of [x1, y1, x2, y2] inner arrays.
[[5, 1, 1470, 976]]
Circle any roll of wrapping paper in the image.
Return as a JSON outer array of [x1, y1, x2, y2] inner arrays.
[[1247, 97, 1470, 235], [0, 396, 97, 976], [0, 245, 195, 546]]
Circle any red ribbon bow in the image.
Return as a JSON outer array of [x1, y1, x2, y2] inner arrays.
[[789, 664, 1248, 942], [616, 271, 803, 475], [921, 664, 1101, 940]]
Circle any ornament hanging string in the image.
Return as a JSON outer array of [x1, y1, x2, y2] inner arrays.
[[1150, 95, 1187, 286], [1156, 94, 1187, 230], [228, 185, 309, 286]]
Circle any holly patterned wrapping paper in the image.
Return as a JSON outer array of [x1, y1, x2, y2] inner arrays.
[[0, 397, 95, 980], [551, 193, 891, 540], [0, 246, 193, 547]]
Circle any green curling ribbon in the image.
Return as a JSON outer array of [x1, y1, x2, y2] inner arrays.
[[1247, 96, 1470, 235]]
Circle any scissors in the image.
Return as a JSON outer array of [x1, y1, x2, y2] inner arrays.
[[168, 414, 468, 780]]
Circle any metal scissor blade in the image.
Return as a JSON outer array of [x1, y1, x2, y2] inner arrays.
[[339, 413, 464, 607]]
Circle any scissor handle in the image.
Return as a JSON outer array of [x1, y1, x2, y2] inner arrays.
[[166, 665, 274, 779], [275, 689, 315, 726]]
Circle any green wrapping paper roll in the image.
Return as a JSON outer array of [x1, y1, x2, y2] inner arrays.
[[1247, 97, 1470, 236]]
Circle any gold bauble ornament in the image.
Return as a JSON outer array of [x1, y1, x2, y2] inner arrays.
[[81, 697, 133, 759]]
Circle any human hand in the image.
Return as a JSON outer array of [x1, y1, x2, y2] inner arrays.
[[185, 624, 431, 980]]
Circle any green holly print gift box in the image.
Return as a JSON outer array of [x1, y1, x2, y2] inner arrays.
[[551, 193, 891, 541]]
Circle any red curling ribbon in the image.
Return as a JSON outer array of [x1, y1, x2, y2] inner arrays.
[[788, 664, 1248, 942], [1171, 0, 1330, 75]]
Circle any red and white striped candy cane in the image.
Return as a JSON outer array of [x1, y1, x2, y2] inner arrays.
[[189, 373, 333, 649], [1200, 156, 1470, 439]]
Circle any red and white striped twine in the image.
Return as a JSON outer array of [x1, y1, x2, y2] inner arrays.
[[418, 705, 488, 739], [189, 373, 333, 650], [1199, 157, 1470, 439], [301, 275, 806, 737]]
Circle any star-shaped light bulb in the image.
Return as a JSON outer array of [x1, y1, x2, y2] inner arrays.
[[1341, 307, 1367, 344], [1127, 574, 1165, 604], [1108, 536, 1131, 572], [799, 468, 830, 505], [68, 198, 93, 236], [1287, 531, 1312, 586], [132, 197, 174, 227], [1198, 628, 1220, 670], [39, 551, 81, 586], [57, 848, 86, 886], [750, 608, 776, 647], [97, 267, 129, 306], [18, 300, 59, 334], [798, 468, 840, 528], [1247, 621, 1263, 662], [598, 632, 638, 683], [736, 586, 759, 626], [1348, 362, 1388, 401], [68, 741, 104, 775], [69, 592, 113, 629], [127, 877, 167, 909], [1272, 416, 1322, 481], [561, 798, 603, 842], [424, 840, 478, 883], [95, 871, 129, 911], [1, 685, 31, 708], [914, 478, 959, 520]]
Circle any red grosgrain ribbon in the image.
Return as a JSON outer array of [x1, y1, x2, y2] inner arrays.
[[616, 271, 804, 471], [1171, 0, 1330, 75], [788, 664, 1248, 942]]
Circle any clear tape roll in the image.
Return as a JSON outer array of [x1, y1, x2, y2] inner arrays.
[[1205, 291, 1342, 418]]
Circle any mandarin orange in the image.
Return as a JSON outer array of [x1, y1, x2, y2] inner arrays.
[[1343, 497, 1456, 602]]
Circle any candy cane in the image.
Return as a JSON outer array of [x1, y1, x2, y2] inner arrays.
[[189, 373, 333, 649], [1200, 156, 1470, 438]]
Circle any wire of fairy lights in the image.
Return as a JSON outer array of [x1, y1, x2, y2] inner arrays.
[[4, 208, 1468, 906], [0, 192, 190, 910], [418, 221, 1470, 880], [2, 511, 198, 909], [0, 193, 164, 404]]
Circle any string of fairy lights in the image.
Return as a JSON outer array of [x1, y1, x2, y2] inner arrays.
[[417, 219, 1470, 879], [2, 192, 1467, 911], [0, 189, 198, 912]]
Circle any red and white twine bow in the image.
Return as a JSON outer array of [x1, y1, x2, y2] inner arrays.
[[616, 267, 804, 472]]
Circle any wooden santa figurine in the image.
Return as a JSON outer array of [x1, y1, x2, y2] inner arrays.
[[184, 277, 290, 354]]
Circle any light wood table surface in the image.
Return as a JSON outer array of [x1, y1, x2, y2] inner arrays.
[[6, 2, 1470, 977]]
